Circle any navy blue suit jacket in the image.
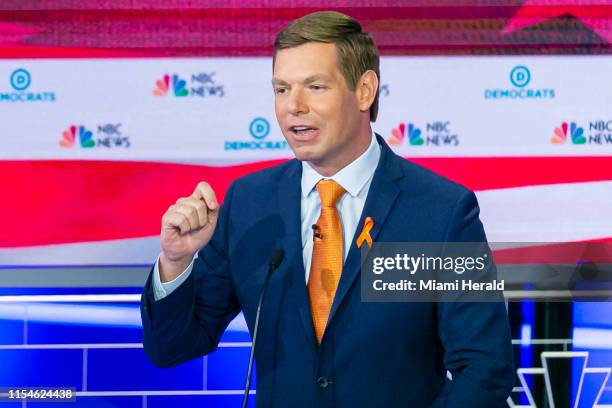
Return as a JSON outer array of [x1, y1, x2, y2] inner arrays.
[[141, 135, 514, 407]]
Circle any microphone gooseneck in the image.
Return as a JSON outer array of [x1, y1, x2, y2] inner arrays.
[[242, 249, 285, 408]]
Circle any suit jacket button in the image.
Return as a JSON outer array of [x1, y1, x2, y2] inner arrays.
[[317, 376, 330, 388]]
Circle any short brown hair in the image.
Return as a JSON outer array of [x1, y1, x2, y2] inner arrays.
[[274, 11, 381, 122]]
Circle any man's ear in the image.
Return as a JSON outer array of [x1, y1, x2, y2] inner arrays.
[[356, 70, 379, 113]]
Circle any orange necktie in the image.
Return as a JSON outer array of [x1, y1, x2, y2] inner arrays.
[[308, 179, 346, 344]]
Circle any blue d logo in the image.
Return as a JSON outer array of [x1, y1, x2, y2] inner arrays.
[[10, 69, 31, 91], [249, 117, 270, 139], [510, 66, 530, 88]]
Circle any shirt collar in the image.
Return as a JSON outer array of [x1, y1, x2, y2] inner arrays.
[[301, 131, 381, 198]]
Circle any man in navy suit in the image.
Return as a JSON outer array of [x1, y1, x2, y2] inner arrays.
[[141, 11, 514, 407]]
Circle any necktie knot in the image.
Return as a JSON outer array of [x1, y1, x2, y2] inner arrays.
[[316, 179, 346, 208]]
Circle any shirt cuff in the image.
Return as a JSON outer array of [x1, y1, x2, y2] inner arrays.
[[152, 254, 194, 301]]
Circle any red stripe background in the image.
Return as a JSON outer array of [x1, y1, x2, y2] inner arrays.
[[2, 156, 612, 247]]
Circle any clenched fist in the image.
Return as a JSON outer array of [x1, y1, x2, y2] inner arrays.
[[159, 182, 219, 282]]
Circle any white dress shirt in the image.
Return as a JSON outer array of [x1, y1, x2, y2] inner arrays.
[[153, 132, 381, 301], [300, 133, 380, 280]]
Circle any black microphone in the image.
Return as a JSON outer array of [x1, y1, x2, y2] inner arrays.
[[312, 224, 322, 241], [242, 249, 285, 408]]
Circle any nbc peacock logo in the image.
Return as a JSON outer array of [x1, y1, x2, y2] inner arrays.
[[551, 121, 586, 145], [153, 74, 188, 97], [58, 123, 131, 149], [388, 123, 424, 146], [59, 125, 95, 148]]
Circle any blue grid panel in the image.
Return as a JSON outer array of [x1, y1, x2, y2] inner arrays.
[[576, 348, 612, 405], [27, 321, 142, 344], [574, 302, 612, 327], [148, 394, 255, 408], [207, 346, 255, 390], [601, 390, 612, 405], [0, 401, 21, 407], [38, 396, 141, 408], [0, 349, 82, 388], [572, 303, 612, 406], [0, 319, 23, 344], [577, 369, 610, 408], [87, 348, 204, 391], [0, 287, 144, 296]]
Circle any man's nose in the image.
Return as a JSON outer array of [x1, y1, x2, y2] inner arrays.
[[288, 88, 308, 115]]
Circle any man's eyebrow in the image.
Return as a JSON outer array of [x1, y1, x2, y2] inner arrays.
[[271, 78, 288, 86], [303, 74, 332, 83], [271, 75, 332, 86]]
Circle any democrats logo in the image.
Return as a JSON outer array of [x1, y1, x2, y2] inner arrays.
[[11, 68, 31, 90], [552, 120, 612, 145], [0, 68, 56, 103], [224, 118, 288, 151], [153, 72, 224, 98], [388, 121, 459, 147], [249, 117, 270, 139], [59, 123, 131, 149], [509, 65, 531, 87], [485, 65, 555, 100]]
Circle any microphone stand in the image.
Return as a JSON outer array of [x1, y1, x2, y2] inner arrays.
[[242, 250, 284, 408]]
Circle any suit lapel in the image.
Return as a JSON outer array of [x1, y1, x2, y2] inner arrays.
[[277, 160, 318, 350], [327, 135, 404, 328]]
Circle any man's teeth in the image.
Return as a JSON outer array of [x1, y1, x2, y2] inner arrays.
[[293, 127, 314, 132]]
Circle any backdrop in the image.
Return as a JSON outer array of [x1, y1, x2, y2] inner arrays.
[[0, 1, 610, 407]]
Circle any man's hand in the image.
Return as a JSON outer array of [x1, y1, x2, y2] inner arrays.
[[159, 182, 219, 282]]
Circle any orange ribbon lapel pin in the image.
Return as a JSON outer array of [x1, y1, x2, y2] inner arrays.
[[356, 216, 374, 249]]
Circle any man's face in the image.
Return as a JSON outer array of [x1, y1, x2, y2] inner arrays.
[[273, 42, 364, 171]]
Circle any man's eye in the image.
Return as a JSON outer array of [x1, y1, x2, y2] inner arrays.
[[310, 85, 326, 90], [274, 88, 287, 94]]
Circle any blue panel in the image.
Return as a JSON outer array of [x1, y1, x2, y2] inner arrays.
[[577, 370, 609, 408], [573, 302, 612, 407], [27, 321, 142, 344], [207, 346, 255, 390], [219, 328, 251, 342], [601, 389, 612, 404], [0, 287, 143, 296], [574, 302, 612, 328], [519, 301, 535, 406], [570, 355, 588, 408], [47, 396, 141, 408], [0, 319, 23, 344], [580, 349, 612, 371], [87, 348, 203, 391], [0, 349, 82, 388], [0, 401, 21, 408], [148, 394, 255, 408]]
